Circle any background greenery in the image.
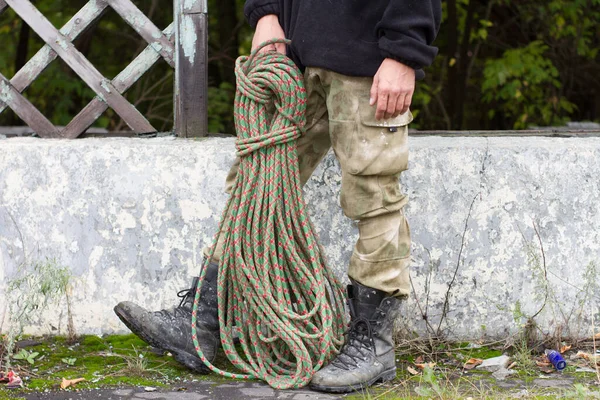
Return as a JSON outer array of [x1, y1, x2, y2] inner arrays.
[[0, 0, 598, 133]]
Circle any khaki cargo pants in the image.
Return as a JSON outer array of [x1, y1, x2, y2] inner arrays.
[[208, 67, 412, 297]]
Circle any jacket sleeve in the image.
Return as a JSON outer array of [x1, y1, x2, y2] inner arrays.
[[244, 0, 280, 29], [376, 0, 442, 70]]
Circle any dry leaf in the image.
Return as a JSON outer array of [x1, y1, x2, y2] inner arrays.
[[540, 367, 555, 374], [595, 332, 600, 339], [463, 358, 483, 370], [536, 360, 551, 367], [576, 351, 591, 360], [407, 366, 420, 375], [507, 361, 517, 369], [415, 362, 436, 370], [61, 377, 85, 389], [575, 351, 600, 365], [560, 344, 572, 353], [415, 355, 424, 364]]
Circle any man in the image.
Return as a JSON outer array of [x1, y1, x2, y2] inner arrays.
[[115, 0, 441, 393]]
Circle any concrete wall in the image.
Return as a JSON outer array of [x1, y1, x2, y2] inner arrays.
[[1, 136, 599, 340]]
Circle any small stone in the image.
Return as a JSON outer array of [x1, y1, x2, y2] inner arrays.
[[144, 386, 157, 392], [492, 367, 516, 381]]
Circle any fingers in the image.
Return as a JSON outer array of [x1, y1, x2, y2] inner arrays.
[[262, 43, 278, 53], [400, 92, 412, 115], [252, 41, 286, 55], [274, 42, 286, 55], [385, 89, 400, 120], [376, 92, 388, 120], [393, 93, 412, 118], [378, 88, 413, 120], [375, 84, 400, 120], [369, 75, 379, 107]]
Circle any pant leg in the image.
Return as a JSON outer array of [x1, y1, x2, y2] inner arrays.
[[320, 69, 413, 297], [206, 68, 331, 263]]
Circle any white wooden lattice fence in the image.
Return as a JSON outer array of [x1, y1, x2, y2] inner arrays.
[[0, 0, 207, 138]]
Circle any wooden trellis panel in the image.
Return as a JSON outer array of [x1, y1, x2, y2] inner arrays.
[[0, 0, 207, 138]]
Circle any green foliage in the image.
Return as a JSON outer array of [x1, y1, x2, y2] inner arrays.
[[13, 349, 40, 365], [482, 41, 575, 128], [61, 357, 77, 366], [3, 258, 72, 370], [208, 82, 235, 133], [414, 367, 445, 397], [0, 0, 598, 132]]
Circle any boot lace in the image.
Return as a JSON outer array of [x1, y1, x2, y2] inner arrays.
[[174, 287, 195, 316], [330, 316, 376, 370], [153, 288, 194, 319]]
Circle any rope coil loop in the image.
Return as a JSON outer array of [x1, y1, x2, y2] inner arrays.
[[190, 39, 346, 389]]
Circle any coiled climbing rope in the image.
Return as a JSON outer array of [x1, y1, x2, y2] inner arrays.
[[190, 40, 346, 389]]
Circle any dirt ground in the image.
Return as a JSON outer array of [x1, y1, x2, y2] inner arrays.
[[1, 335, 600, 400]]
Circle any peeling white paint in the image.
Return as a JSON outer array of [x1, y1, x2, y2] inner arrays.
[[150, 43, 163, 54], [179, 199, 212, 221], [56, 37, 70, 51], [125, 14, 147, 29], [0, 80, 13, 104], [69, 241, 79, 254], [100, 79, 112, 93], [88, 246, 104, 268], [181, 15, 197, 63], [116, 210, 137, 230], [1, 137, 599, 338]]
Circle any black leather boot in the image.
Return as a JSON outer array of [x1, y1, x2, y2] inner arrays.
[[114, 260, 220, 373], [310, 279, 402, 393]]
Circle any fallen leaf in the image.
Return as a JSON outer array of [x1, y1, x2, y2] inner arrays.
[[575, 351, 600, 366], [576, 351, 591, 360], [463, 358, 483, 370], [407, 366, 420, 375], [415, 355, 424, 364], [560, 344, 572, 354], [507, 361, 517, 369], [415, 362, 436, 370], [536, 360, 552, 367], [595, 332, 600, 339], [540, 367, 555, 374], [61, 377, 85, 389]]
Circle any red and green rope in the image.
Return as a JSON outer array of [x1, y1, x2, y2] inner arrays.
[[190, 40, 346, 390]]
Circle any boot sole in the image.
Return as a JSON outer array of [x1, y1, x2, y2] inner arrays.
[[113, 305, 211, 374], [309, 367, 396, 393]]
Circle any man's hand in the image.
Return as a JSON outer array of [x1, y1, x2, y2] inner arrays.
[[369, 59, 416, 120], [251, 15, 286, 54]]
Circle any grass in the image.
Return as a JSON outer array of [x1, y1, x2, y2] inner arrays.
[[1, 335, 600, 399], [0, 334, 234, 398]]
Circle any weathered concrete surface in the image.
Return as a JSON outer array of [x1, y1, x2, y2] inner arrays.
[[17, 380, 342, 399], [1, 136, 599, 339]]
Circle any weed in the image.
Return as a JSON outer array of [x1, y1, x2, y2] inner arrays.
[[563, 383, 600, 399], [2, 258, 73, 372], [12, 349, 39, 365], [61, 357, 76, 366]]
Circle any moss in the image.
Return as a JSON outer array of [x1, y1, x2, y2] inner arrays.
[[452, 344, 503, 360], [2, 334, 236, 395], [3, 335, 600, 398]]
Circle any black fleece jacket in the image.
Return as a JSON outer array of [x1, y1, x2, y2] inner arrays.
[[244, 0, 441, 80]]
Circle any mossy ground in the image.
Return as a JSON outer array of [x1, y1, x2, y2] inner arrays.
[[1, 335, 599, 399], [0, 334, 234, 398]]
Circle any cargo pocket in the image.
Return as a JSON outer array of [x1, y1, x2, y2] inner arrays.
[[333, 97, 413, 176]]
